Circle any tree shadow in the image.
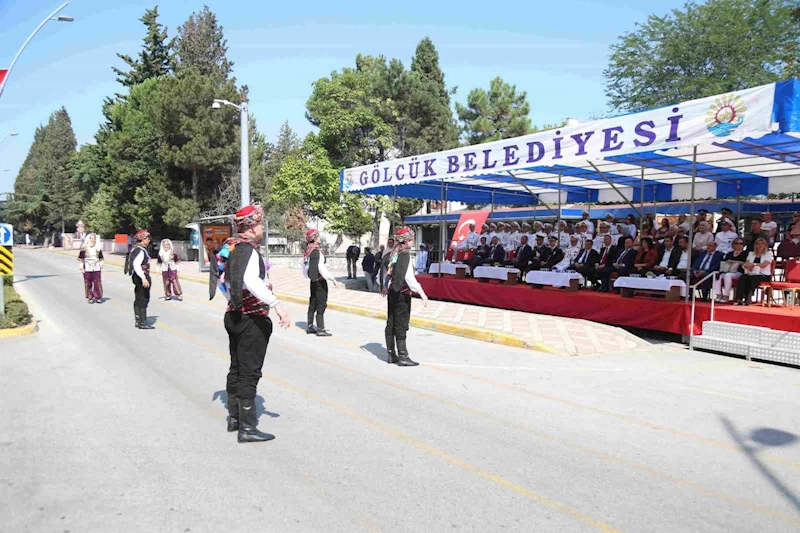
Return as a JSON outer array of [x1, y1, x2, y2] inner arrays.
[[719, 414, 799, 513], [13, 275, 59, 284], [212, 390, 279, 420], [361, 342, 391, 363]]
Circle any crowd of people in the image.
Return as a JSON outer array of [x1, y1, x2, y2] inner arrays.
[[438, 209, 800, 307]]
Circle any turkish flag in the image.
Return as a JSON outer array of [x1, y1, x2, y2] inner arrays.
[[0, 69, 7, 87], [449, 211, 489, 250]]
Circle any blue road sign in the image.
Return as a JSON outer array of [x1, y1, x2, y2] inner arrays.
[[0, 223, 12, 246]]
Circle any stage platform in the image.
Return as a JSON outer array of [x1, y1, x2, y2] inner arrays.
[[417, 275, 800, 336]]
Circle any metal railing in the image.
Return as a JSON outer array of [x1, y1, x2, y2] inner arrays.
[[689, 271, 718, 351]]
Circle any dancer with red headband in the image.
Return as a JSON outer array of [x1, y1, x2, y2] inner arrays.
[[303, 228, 339, 336], [126, 229, 155, 329], [383, 227, 428, 366], [218, 204, 291, 443]]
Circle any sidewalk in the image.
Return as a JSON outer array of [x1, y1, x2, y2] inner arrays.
[[54, 249, 649, 355]]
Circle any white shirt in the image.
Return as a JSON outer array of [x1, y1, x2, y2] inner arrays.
[[608, 223, 619, 235], [745, 251, 774, 276], [714, 231, 738, 255], [593, 233, 610, 252], [693, 232, 714, 250], [624, 224, 638, 239], [302, 250, 335, 281], [677, 250, 690, 270], [455, 231, 480, 250], [132, 246, 147, 279], [581, 219, 595, 235], [678, 221, 691, 234], [224, 249, 279, 307], [555, 245, 581, 271], [658, 247, 674, 269], [416, 250, 428, 273], [402, 261, 427, 297], [80, 247, 104, 272], [761, 221, 778, 243]]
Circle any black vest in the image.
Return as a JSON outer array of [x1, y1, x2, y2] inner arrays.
[[308, 249, 321, 281], [226, 244, 265, 309], [390, 251, 411, 292]]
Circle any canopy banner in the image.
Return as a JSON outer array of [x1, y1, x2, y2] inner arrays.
[[342, 83, 776, 193]]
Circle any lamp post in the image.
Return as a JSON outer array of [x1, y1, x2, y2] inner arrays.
[[212, 98, 249, 209], [0, 2, 74, 99], [0, 130, 18, 145]]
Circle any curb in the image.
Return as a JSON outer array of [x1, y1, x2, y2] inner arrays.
[[0, 319, 39, 339], [47, 249, 558, 353]]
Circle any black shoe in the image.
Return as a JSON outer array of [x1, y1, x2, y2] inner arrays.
[[315, 329, 332, 337], [137, 308, 155, 330], [238, 398, 275, 443], [306, 326, 317, 335], [385, 335, 399, 364], [226, 393, 239, 432], [396, 339, 419, 367], [134, 307, 142, 328]]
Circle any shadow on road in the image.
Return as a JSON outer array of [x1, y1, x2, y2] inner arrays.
[[212, 390, 279, 420], [13, 275, 59, 284], [361, 342, 391, 363], [719, 414, 799, 514]]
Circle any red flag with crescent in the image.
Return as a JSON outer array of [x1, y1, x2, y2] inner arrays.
[[449, 210, 489, 250], [0, 69, 8, 87]]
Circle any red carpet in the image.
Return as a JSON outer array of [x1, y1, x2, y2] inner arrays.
[[417, 275, 800, 336]]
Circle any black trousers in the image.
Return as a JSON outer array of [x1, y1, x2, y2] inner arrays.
[[308, 280, 329, 330], [347, 257, 358, 278], [385, 290, 411, 341], [132, 273, 151, 309], [735, 274, 770, 304], [225, 312, 273, 400]]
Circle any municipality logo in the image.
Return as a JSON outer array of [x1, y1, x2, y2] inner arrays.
[[344, 171, 354, 190], [705, 93, 746, 137]]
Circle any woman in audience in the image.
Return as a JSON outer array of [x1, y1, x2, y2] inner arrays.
[[655, 218, 672, 243], [623, 214, 638, 239], [733, 237, 773, 306], [714, 238, 748, 303], [632, 237, 658, 275], [692, 221, 715, 253]]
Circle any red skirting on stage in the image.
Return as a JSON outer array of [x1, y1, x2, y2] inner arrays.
[[417, 276, 800, 336]]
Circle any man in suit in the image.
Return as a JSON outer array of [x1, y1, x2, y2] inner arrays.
[[542, 236, 565, 270], [506, 235, 535, 273], [745, 219, 770, 252], [361, 247, 376, 292], [593, 234, 619, 290], [530, 234, 550, 270], [486, 236, 506, 265], [469, 237, 491, 273], [691, 241, 724, 300], [573, 238, 600, 282], [653, 236, 681, 276], [599, 236, 635, 292], [346, 242, 360, 279]]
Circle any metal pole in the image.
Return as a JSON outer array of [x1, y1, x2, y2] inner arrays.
[[587, 161, 643, 217], [736, 181, 742, 235], [686, 146, 697, 304], [0, 129, 18, 145], [0, 2, 71, 99], [640, 166, 645, 235], [0, 274, 4, 315], [504, 171, 560, 219], [263, 215, 269, 263], [557, 171, 562, 243], [439, 180, 444, 269], [653, 185, 657, 219], [240, 102, 250, 208]]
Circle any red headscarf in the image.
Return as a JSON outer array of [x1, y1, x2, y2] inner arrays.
[[304, 229, 320, 260]]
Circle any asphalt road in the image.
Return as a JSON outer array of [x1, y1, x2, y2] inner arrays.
[[2, 247, 800, 533]]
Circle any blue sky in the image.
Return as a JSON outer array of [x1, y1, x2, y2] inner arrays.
[[0, 0, 685, 193]]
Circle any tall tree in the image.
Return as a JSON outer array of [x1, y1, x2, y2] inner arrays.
[[456, 76, 531, 144], [604, 0, 800, 112], [112, 6, 171, 90], [171, 5, 232, 79], [411, 37, 450, 102]]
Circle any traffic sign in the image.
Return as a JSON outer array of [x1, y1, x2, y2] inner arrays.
[[0, 223, 12, 246], [0, 246, 12, 275]]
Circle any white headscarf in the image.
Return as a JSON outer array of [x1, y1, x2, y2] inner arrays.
[[81, 233, 101, 253], [159, 239, 174, 263]]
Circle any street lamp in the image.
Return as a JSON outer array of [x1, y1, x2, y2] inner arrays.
[[0, 130, 18, 145], [212, 98, 249, 209], [0, 2, 74, 99]]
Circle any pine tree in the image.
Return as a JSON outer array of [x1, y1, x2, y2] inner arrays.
[[112, 6, 171, 89], [411, 37, 450, 103], [171, 5, 232, 79], [456, 76, 531, 144]]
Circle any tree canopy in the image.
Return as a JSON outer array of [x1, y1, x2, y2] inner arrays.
[[456, 76, 532, 144]]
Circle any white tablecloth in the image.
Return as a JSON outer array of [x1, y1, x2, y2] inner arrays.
[[613, 276, 687, 297], [525, 270, 585, 288], [472, 266, 520, 281], [429, 263, 470, 275]]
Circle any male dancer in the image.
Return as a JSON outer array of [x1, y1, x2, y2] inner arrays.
[[303, 228, 339, 336], [220, 204, 291, 443], [127, 229, 154, 329], [383, 227, 428, 367]]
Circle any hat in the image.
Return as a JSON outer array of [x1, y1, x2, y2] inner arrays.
[[599, 221, 609, 228], [305, 229, 319, 243], [697, 209, 708, 214], [570, 234, 578, 241], [489, 223, 497, 230], [548, 235, 558, 242], [521, 222, 531, 228], [605, 213, 614, 219], [233, 204, 264, 232], [721, 207, 732, 214], [536, 234, 544, 240], [134, 229, 150, 242], [577, 221, 586, 228], [720, 218, 733, 226], [511, 222, 520, 229], [482, 223, 490, 229], [544, 223, 553, 228], [533, 221, 543, 227], [394, 226, 415, 243]]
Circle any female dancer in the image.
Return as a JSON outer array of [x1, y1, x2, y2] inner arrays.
[[78, 233, 104, 304], [157, 239, 183, 301]]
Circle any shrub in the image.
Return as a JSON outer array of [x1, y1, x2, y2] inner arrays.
[[0, 285, 32, 329]]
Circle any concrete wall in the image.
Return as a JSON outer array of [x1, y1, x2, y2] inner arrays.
[[598, 187, 633, 203]]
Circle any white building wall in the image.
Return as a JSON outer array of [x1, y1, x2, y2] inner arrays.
[[538, 191, 569, 205], [769, 176, 800, 195], [671, 181, 717, 201], [598, 187, 633, 203]]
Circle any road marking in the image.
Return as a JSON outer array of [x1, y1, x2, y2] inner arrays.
[[676, 385, 750, 402]]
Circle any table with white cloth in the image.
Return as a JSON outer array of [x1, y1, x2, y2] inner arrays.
[[429, 262, 470, 279], [525, 270, 585, 292], [613, 276, 687, 301], [472, 266, 520, 284]]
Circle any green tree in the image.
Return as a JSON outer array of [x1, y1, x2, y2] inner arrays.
[[783, 4, 800, 79], [604, 0, 800, 112], [171, 5, 232, 79], [112, 6, 171, 90], [456, 76, 531, 144], [83, 187, 119, 237]]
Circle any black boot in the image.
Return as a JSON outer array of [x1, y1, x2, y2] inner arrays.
[[396, 338, 419, 367], [137, 307, 155, 330], [306, 310, 316, 334], [315, 313, 331, 336], [238, 398, 275, 443], [134, 306, 141, 328], [385, 333, 398, 364], [226, 393, 239, 432]]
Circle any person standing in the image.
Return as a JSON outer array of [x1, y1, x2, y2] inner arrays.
[[415, 243, 429, 274], [303, 229, 339, 336], [157, 239, 183, 301], [219, 204, 291, 443], [383, 227, 428, 367], [127, 230, 154, 329], [362, 247, 377, 292], [380, 238, 395, 291], [78, 233, 104, 304], [346, 241, 361, 279]]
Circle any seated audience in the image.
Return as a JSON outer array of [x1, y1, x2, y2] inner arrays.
[[676, 213, 691, 235], [653, 236, 681, 276], [622, 214, 638, 239], [487, 236, 506, 265], [593, 234, 620, 290], [505, 235, 535, 273], [667, 235, 692, 280], [745, 219, 770, 252], [468, 237, 491, 273], [573, 238, 600, 282], [691, 241, 724, 300], [632, 237, 659, 275], [714, 218, 738, 255], [714, 208, 734, 233], [542, 236, 565, 270], [554, 235, 581, 271], [714, 238, 748, 303], [692, 221, 714, 253], [530, 234, 550, 270], [733, 237, 774, 306], [761, 212, 778, 246], [598, 236, 636, 292], [655, 218, 672, 243]]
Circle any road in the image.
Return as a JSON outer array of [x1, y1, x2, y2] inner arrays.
[[2, 247, 800, 533]]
